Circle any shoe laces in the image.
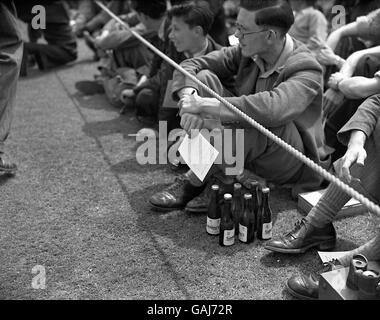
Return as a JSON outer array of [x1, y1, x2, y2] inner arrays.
[[286, 218, 307, 238], [165, 176, 187, 194]]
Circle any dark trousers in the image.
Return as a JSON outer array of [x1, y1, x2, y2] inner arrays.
[[22, 41, 77, 72], [135, 88, 159, 120], [0, 2, 23, 154]]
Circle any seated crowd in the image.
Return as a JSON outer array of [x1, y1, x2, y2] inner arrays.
[[18, 0, 380, 300]]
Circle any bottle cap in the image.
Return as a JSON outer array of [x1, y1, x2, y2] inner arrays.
[[244, 193, 252, 199], [224, 193, 232, 200], [233, 183, 242, 190], [251, 181, 259, 188], [363, 270, 379, 277], [211, 185, 219, 191]]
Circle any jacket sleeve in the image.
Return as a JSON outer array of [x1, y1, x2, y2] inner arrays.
[[337, 94, 380, 145], [224, 67, 323, 127], [171, 45, 240, 99]]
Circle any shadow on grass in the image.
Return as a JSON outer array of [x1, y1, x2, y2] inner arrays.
[[71, 92, 113, 112], [0, 173, 15, 186], [110, 158, 165, 175], [82, 116, 141, 140], [128, 183, 261, 258], [20, 58, 95, 81]]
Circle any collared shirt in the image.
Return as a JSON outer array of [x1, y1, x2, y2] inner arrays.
[[158, 16, 167, 41], [252, 33, 294, 93], [184, 38, 210, 59]]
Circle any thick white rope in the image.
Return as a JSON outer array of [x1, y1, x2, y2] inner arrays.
[[95, 1, 380, 217]]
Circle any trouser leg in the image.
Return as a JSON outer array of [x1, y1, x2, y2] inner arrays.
[[0, 3, 23, 155]]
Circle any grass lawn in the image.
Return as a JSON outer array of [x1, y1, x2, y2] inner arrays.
[[0, 40, 376, 300]]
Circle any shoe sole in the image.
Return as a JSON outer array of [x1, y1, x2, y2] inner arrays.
[[285, 282, 318, 300], [185, 207, 207, 214], [149, 202, 184, 213], [0, 168, 17, 175], [265, 239, 336, 254]]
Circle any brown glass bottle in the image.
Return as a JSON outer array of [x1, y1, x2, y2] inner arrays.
[[238, 194, 255, 243], [219, 194, 235, 246], [206, 185, 221, 236], [231, 183, 243, 235], [257, 187, 273, 240], [250, 181, 260, 232]]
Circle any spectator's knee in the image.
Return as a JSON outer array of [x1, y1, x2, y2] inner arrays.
[[136, 88, 155, 106], [196, 69, 218, 83]]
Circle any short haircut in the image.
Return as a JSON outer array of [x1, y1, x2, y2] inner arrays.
[[168, 1, 215, 35], [304, 0, 318, 6], [130, 0, 167, 20], [240, 0, 295, 36]]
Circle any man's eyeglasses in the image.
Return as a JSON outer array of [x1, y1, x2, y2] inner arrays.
[[235, 25, 268, 39]]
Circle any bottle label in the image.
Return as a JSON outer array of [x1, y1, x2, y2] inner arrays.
[[238, 224, 247, 242], [206, 217, 220, 235], [223, 229, 235, 246], [262, 222, 272, 240]]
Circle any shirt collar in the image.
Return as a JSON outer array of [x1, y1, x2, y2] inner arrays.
[[184, 38, 209, 58], [253, 33, 294, 78], [158, 17, 166, 41]]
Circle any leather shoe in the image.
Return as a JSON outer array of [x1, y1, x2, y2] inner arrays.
[[286, 259, 343, 300], [265, 218, 336, 253], [287, 273, 319, 300], [0, 158, 17, 174], [149, 176, 205, 212], [185, 175, 234, 213]]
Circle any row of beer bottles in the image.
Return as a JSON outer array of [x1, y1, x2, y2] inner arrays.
[[206, 182, 273, 246]]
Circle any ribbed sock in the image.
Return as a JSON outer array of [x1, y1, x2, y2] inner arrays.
[[305, 183, 351, 228]]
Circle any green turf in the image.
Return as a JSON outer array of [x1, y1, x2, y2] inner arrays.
[[0, 40, 376, 300]]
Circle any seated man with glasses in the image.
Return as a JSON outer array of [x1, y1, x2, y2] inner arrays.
[[149, 0, 332, 213]]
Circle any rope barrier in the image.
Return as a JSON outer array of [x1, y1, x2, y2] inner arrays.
[[95, 1, 380, 217]]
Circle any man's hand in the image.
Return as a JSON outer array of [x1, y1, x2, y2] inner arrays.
[[322, 88, 345, 121], [177, 87, 198, 99], [309, 36, 326, 51], [328, 72, 347, 90], [333, 130, 367, 183], [333, 144, 366, 183], [318, 47, 341, 66], [179, 91, 204, 116], [180, 113, 204, 136]]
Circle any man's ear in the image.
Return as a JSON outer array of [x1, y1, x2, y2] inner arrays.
[[193, 25, 204, 37], [266, 29, 278, 43], [266, 29, 276, 40]]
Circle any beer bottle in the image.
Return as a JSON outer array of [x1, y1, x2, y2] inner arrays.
[[219, 194, 235, 246], [206, 185, 221, 236], [250, 181, 259, 232], [231, 183, 243, 235], [239, 194, 255, 244], [257, 187, 273, 240]]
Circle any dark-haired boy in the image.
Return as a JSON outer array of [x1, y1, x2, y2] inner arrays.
[[150, 0, 332, 212], [132, 1, 222, 128]]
